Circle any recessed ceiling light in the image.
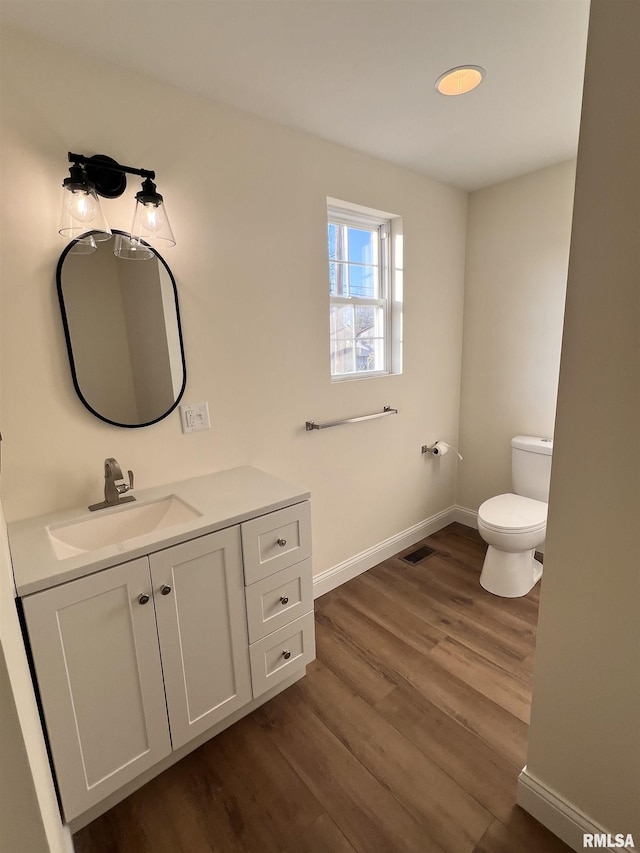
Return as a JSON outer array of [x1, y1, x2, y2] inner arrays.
[[435, 65, 485, 96]]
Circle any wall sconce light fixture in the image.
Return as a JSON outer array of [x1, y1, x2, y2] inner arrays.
[[60, 153, 175, 257]]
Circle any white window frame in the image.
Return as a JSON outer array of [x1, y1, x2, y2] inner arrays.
[[327, 199, 402, 382]]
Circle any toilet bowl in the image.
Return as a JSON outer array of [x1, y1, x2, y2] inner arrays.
[[477, 435, 552, 598], [478, 493, 546, 597]]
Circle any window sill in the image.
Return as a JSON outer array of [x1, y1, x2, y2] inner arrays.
[[330, 371, 400, 383]]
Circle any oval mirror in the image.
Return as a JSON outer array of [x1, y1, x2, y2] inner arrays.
[[57, 230, 186, 428]]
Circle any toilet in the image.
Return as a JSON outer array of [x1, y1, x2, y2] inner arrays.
[[478, 435, 553, 598]]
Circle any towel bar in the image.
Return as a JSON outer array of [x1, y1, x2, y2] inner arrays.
[[305, 406, 398, 431]]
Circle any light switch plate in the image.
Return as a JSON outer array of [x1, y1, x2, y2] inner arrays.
[[179, 402, 211, 434]]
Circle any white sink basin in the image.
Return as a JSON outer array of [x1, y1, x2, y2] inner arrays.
[[47, 496, 202, 560]]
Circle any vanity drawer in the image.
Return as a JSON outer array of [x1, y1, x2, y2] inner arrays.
[[245, 559, 313, 643], [241, 501, 311, 584], [249, 611, 315, 698]]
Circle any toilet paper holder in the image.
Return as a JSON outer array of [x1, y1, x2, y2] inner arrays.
[[422, 441, 463, 460]]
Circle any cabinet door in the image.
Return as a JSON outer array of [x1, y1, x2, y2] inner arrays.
[[150, 527, 252, 750], [22, 558, 171, 821]]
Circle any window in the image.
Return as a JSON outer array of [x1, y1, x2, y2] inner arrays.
[[327, 200, 402, 380]]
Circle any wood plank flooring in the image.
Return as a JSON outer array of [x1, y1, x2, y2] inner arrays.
[[73, 523, 570, 853]]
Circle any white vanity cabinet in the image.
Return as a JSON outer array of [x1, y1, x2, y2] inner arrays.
[[13, 469, 315, 828], [22, 526, 253, 821]]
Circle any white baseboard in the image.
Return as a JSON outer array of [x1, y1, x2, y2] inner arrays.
[[517, 767, 636, 852], [61, 826, 75, 853], [312, 506, 458, 599], [452, 505, 478, 528]]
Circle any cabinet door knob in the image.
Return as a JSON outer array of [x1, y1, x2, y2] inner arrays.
[[161, 585, 172, 596], [282, 650, 291, 660], [138, 593, 150, 605], [280, 596, 289, 605], [276, 538, 287, 547]]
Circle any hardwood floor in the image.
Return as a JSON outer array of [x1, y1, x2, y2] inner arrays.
[[73, 523, 570, 853]]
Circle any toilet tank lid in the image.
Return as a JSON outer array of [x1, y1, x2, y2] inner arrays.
[[511, 435, 553, 455]]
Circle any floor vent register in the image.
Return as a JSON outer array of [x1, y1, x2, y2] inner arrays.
[[402, 546, 438, 565]]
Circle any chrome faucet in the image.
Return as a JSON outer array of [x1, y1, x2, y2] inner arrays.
[[89, 458, 136, 511]]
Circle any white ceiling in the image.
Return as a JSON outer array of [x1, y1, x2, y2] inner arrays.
[[0, 0, 590, 191]]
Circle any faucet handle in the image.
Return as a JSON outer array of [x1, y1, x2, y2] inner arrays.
[[117, 470, 135, 495]]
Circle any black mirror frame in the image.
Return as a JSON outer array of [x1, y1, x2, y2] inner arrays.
[[56, 229, 187, 429]]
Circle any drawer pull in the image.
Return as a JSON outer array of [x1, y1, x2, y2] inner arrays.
[[161, 585, 172, 596], [282, 649, 291, 660], [138, 593, 150, 605], [276, 538, 287, 548], [280, 596, 289, 605]]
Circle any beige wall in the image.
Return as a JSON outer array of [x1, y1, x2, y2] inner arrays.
[[458, 160, 575, 512], [0, 26, 467, 578], [0, 648, 49, 853], [0, 503, 73, 853], [525, 0, 640, 839], [0, 88, 53, 848]]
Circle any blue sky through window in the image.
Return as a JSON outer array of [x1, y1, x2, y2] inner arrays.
[[348, 228, 373, 265], [328, 222, 377, 298]]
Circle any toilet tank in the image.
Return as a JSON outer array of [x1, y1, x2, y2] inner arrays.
[[511, 435, 553, 502]]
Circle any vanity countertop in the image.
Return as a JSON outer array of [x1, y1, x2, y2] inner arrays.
[[9, 466, 310, 597]]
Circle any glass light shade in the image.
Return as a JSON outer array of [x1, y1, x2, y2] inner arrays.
[[435, 65, 485, 96], [113, 233, 155, 261], [59, 185, 112, 241], [69, 234, 98, 255], [130, 197, 175, 248]]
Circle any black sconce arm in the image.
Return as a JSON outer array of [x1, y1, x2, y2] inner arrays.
[[68, 152, 155, 180], [67, 152, 158, 199]]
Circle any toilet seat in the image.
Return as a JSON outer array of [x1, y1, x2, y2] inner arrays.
[[478, 493, 547, 534]]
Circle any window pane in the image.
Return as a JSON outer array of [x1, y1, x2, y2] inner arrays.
[[355, 304, 377, 334], [330, 303, 354, 337], [328, 223, 347, 261], [355, 305, 385, 372], [348, 264, 377, 298], [329, 262, 348, 296], [330, 302, 386, 376], [330, 304, 355, 375], [355, 337, 385, 372], [348, 227, 376, 266], [328, 223, 337, 260]]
